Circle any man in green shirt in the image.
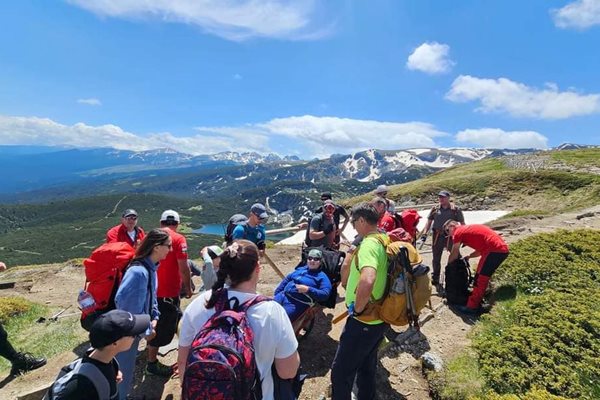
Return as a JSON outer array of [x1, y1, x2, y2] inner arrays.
[[332, 202, 388, 400]]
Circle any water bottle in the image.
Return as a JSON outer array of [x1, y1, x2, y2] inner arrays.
[[391, 274, 405, 294], [77, 290, 96, 311]]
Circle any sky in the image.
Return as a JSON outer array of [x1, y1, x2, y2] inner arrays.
[[0, 0, 599, 158]]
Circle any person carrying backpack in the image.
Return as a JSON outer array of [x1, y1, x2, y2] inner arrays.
[[113, 229, 171, 400], [177, 240, 300, 400], [333, 202, 388, 400], [230, 203, 268, 256], [419, 191, 465, 285], [305, 200, 337, 248], [445, 221, 509, 315], [45, 310, 150, 400]]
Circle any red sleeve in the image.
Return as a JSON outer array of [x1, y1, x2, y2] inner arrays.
[[137, 227, 145, 241], [106, 226, 118, 243], [379, 216, 396, 233], [174, 235, 188, 260]]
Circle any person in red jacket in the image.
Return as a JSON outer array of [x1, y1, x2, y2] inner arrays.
[[371, 197, 395, 233], [445, 221, 509, 314], [106, 209, 145, 248], [145, 209, 192, 377]]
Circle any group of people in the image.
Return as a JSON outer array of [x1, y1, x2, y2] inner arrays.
[[2, 188, 510, 400]]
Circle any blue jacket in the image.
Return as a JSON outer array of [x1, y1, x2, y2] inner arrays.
[[115, 257, 160, 321], [232, 223, 266, 248], [274, 266, 332, 303]]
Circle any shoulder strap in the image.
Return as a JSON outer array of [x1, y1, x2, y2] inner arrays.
[[75, 361, 112, 400], [239, 294, 271, 312]]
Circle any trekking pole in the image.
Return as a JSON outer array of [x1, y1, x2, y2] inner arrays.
[[399, 247, 419, 330], [261, 252, 285, 279]]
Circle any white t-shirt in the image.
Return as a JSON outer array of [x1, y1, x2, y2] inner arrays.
[[179, 289, 298, 400]]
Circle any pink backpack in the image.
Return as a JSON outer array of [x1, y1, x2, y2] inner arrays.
[[182, 290, 270, 400]]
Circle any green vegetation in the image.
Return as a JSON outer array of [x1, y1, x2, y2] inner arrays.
[[343, 156, 600, 215], [499, 210, 550, 219], [0, 193, 222, 265], [550, 148, 600, 168], [432, 230, 600, 400], [0, 297, 86, 372]]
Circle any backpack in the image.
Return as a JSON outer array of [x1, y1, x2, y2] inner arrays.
[[44, 355, 119, 400], [354, 235, 432, 327], [224, 214, 249, 245], [297, 246, 345, 308], [444, 257, 473, 306], [182, 290, 270, 400], [400, 209, 421, 239], [80, 242, 136, 331]]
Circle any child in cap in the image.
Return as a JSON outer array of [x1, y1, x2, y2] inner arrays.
[[199, 245, 223, 291], [45, 310, 150, 400], [274, 249, 332, 321]]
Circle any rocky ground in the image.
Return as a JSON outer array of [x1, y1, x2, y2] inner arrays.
[[1, 204, 600, 399]]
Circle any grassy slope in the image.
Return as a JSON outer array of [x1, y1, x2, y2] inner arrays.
[[342, 150, 600, 215], [0, 193, 221, 265]]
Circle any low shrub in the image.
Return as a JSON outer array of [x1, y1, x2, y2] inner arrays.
[[434, 229, 600, 400], [0, 296, 34, 323]]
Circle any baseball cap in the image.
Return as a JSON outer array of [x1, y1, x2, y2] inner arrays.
[[323, 199, 336, 210], [374, 185, 389, 195], [251, 203, 268, 219], [308, 249, 323, 259], [438, 190, 451, 198], [320, 192, 332, 200], [89, 310, 150, 349], [160, 209, 180, 223], [122, 209, 137, 218], [207, 245, 224, 259]]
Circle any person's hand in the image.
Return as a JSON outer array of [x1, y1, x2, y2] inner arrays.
[[323, 224, 334, 235], [116, 370, 123, 384], [295, 284, 309, 293], [419, 234, 427, 242], [0, 262, 6, 272], [184, 286, 193, 298], [200, 247, 208, 257], [147, 320, 158, 341]]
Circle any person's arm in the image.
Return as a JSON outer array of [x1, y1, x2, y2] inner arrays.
[[379, 216, 395, 233], [340, 249, 354, 289], [274, 272, 294, 296], [307, 273, 332, 301], [115, 267, 147, 314], [179, 259, 192, 298], [447, 242, 462, 264], [177, 346, 190, 384], [231, 224, 245, 240], [354, 267, 377, 314], [274, 351, 300, 379], [106, 227, 117, 243], [309, 216, 332, 240]]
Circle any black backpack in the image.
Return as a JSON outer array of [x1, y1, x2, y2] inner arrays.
[[224, 214, 249, 245], [44, 354, 119, 400], [444, 257, 473, 306]]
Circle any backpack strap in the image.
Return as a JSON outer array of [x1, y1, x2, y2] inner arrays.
[[48, 359, 112, 400], [239, 294, 271, 312]]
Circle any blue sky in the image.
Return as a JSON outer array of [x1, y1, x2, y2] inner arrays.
[[0, 0, 599, 158]]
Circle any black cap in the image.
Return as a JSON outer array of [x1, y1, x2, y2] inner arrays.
[[320, 192, 332, 200], [89, 310, 150, 348], [438, 191, 451, 198], [122, 209, 138, 218]]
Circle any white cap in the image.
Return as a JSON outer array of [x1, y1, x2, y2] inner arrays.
[[374, 185, 389, 194], [160, 209, 180, 223]]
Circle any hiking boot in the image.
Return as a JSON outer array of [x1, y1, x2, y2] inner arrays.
[[145, 360, 174, 377], [10, 352, 47, 375]]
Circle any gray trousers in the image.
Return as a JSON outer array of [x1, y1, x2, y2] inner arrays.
[[431, 230, 453, 282]]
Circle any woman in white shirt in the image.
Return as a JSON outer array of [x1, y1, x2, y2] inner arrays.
[[177, 239, 300, 400]]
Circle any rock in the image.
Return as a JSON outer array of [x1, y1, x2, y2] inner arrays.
[[421, 351, 444, 372]]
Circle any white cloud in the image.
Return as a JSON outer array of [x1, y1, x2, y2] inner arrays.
[[77, 98, 102, 106], [233, 73, 243, 80], [551, 0, 600, 29], [406, 42, 454, 74], [446, 75, 600, 119], [67, 0, 332, 41], [0, 114, 448, 157], [455, 128, 549, 149]]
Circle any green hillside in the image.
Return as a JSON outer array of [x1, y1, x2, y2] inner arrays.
[[343, 149, 600, 215], [0, 193, 221, 265]]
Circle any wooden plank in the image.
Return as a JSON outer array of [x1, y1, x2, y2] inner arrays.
[[0, 281, 16, 290]]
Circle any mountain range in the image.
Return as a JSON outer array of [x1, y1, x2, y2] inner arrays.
[[1, 144, 592, 222]]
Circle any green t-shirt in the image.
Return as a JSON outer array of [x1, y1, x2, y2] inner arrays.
[[346, 233, 388, 325]]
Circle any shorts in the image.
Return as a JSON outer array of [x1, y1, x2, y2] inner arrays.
[[148, 297, 182, 347]]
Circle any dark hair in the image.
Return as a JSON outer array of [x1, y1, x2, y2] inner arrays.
[[133, 228, 170, 262], [160, 220, 179, 227], [205, 240, 259, 309], [351, 202, 379, 225]]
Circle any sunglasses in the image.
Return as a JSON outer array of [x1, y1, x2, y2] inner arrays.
[[125, 216, 137, 220], [307, 257, 321, 261]]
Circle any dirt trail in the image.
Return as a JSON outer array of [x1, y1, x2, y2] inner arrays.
[[1, 205, 599, 400]]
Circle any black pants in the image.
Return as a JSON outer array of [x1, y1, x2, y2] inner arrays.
[[0, 322, 17, 362], [432, 230, 452, 282], [148, 297, 181, 347], [331, 317, 388, 400]]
